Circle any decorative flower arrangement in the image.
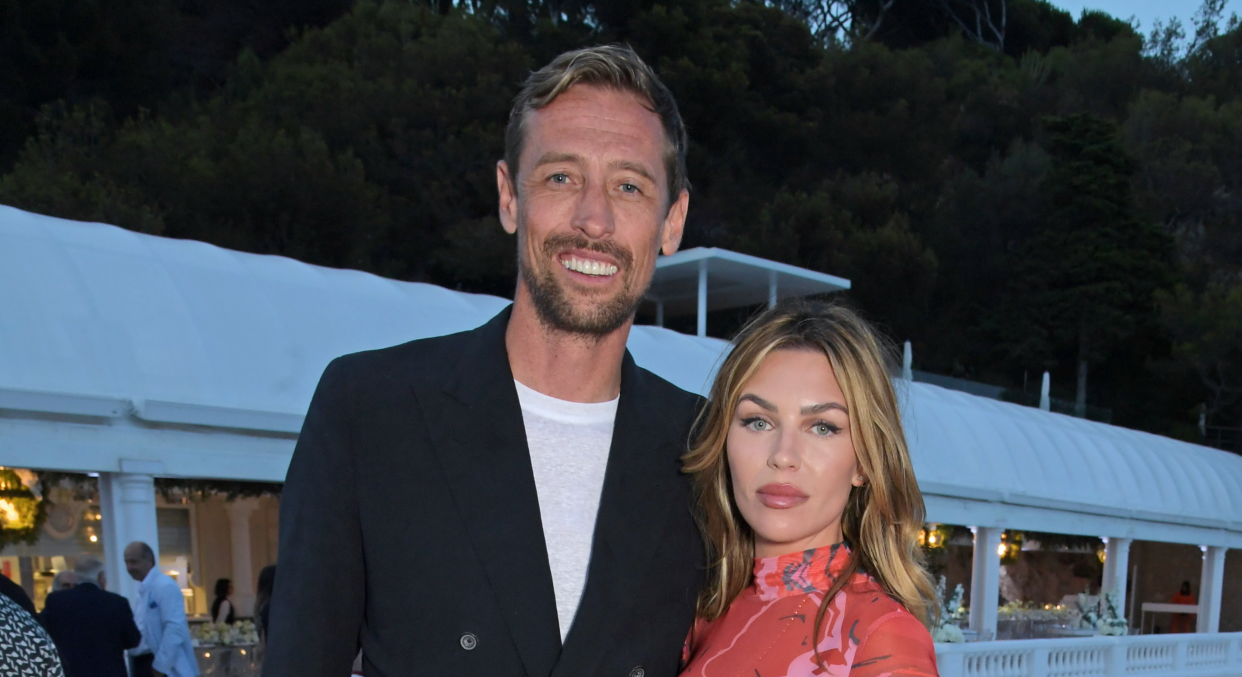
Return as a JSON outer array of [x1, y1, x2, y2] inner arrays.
[[1075, 589, 1101, 630], [1096, 588, 1128, 636], [931, 576, 966, 643], [192, 620, 260, 647], [1076, 586, 1127, 635]]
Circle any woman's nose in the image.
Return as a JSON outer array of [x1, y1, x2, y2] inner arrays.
[[767, 430, 800, 470]]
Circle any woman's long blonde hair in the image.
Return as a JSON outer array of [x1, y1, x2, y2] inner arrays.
[[682, 300, 936, 659]]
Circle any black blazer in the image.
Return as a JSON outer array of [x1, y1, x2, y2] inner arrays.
[[39, 583, 141, 677], [264, 308, 705, 677]]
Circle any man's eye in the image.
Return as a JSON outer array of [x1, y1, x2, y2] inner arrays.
[[550, 173, 569, 184], [620, 183, 640, 193]]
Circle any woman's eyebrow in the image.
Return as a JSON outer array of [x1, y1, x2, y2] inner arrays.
[[802, 402, 848, 415], [738, 393, 776, 411]]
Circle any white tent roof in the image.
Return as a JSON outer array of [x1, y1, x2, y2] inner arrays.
[[0, 205, 726, 424], [2, 205, 1240, 547], [903, 383, 1242, 546]]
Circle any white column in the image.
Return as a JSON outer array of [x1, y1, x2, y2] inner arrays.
[[697, 259, 708, 337], [225, 498, 260, 617], [655, 300, 664, 328], [768, 270, 778, 309], [1101, 537, 1132, 599], [99, 465, 161, 603], [1198, 545, 1227, 633], [969, 526, 1001, 637]]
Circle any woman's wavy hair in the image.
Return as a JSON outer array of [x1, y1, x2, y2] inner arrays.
[[682, 299, 936, 664]]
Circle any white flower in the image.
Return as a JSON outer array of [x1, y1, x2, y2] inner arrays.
[[932, 624, 966, 643]]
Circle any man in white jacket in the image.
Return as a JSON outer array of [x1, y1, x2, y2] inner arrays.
[[124, 542, 199, 677]]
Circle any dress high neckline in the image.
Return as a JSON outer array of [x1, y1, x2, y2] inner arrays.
[[751, 542, 852, 601]]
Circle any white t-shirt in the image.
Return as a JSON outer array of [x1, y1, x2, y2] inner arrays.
[[514, 380, 618, 641]]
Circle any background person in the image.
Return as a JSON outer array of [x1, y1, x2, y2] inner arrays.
[[51, 571, 76, 592], [680, 301, 938, 677], [252, 563, 274, 650], [1170, 580, 1196, 633], [210, 579, 235, 625], [253, 565, 275, 646], [0, 592, 65, 677], [40, 556, 141, 677], [123, 542, 199, 677], [0, 570, 36, 616]]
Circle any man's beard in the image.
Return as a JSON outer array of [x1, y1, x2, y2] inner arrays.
[[520, 230, 643, 338]]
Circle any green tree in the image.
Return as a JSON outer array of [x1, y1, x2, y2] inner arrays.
[[997, 114, 1171, 415], [1158, 283, 1242, 432], [1124, 91, 1242, 279]]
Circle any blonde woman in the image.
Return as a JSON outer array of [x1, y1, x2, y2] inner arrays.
[[680, 300, 938, 677]]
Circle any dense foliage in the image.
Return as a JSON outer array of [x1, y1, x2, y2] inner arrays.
[[2, 0, 1240, 445]]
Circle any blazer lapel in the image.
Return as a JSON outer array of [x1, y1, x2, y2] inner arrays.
[[552, 353, 687, 677], [414, 308, 562, 677]]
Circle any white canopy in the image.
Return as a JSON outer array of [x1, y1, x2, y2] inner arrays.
[[2, 204, 1240, 547]]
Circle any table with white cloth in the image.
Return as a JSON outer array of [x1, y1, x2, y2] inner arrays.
[[195, 645, 260, 677]]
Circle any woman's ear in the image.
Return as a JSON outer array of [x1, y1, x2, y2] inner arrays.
[[852, 474, 867, 487]]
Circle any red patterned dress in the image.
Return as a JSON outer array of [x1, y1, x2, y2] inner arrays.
[[680, 543, 938, 677]]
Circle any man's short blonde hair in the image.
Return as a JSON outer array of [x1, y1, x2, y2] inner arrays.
[[504, 44, 690, 203]]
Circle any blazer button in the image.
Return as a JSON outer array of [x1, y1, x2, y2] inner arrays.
[[460, 632, 478, 651], [629, 667, 645, 677]]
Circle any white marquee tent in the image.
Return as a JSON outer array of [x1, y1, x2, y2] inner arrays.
[[2, 204, 1239, 635]]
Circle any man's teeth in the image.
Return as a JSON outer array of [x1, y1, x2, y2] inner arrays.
[[561, 257, 618, 276]]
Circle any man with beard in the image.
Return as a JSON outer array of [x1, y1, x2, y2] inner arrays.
[[264, 45, 700, 677]]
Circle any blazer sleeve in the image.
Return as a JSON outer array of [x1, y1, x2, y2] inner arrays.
[[117, 596, 143, 650], [262, 359, 365, 677]]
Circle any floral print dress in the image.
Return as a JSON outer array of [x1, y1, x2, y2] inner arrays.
[[680, 543, 938, 677]]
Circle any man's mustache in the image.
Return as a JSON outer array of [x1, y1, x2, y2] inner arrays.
[[541, 234, 634, 270]]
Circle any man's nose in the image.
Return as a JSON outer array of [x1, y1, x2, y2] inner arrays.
[[570, 179, 615, 239]]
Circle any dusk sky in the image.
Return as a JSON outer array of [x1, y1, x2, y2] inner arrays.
[[1052, 0, 1232, 36]]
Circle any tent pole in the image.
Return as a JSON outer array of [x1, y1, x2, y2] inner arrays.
[[697, 259, 707, 337]]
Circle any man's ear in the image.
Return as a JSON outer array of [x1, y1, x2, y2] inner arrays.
[[498, 160, 519, 235], [661, 189, 689, 256]]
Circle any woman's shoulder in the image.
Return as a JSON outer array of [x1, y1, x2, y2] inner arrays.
[[843, 584, 937, 677]]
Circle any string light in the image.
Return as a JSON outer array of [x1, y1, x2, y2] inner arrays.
[[0, 499, 19, 524]]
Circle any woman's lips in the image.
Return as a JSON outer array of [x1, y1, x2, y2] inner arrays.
[[756, 483, 809, 509]]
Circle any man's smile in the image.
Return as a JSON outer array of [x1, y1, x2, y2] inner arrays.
[[559, 254, 619, 277]]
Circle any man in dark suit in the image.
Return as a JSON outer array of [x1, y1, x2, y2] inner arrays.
[[40, 556, 142, 677], [264, 45, 703, 677], [0, 570, 35, 616]]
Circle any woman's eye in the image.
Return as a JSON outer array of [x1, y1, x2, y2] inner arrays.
[[742, 417, 769, 431], [812, 422, 838, 436]]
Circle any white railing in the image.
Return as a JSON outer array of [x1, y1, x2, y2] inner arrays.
[[935, 632, 1242, 677]]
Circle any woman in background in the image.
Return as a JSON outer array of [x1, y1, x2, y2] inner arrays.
[[680, 300, 938, 677], [211, 578, 235, 624]]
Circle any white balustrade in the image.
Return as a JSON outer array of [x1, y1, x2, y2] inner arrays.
[[935, 632, 1242, 677]]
